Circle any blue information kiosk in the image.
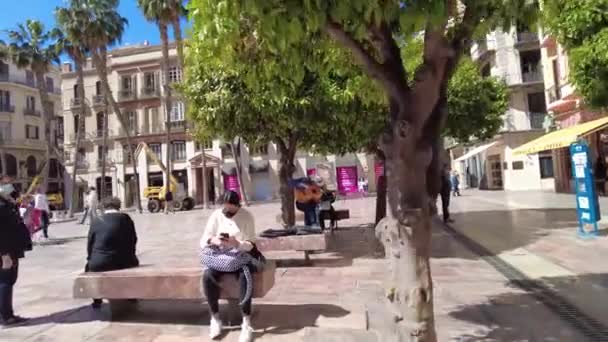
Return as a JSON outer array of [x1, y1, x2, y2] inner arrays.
[[570, 140, 600, 238]]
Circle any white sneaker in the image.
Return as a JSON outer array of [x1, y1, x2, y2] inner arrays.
[[239, 322, 254, 342], [209, 316, 223, 339]]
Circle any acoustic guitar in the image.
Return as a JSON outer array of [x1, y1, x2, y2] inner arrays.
[[295, 183, 322, 203]]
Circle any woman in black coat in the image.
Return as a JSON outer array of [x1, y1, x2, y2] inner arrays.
[[0, 177, 32, 326], [85, 197, 139, 308]]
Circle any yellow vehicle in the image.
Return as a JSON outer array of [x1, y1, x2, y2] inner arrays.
[[20, 161, 64, 210], [135, 142, 195, 213], [47, 193, 64, 210]]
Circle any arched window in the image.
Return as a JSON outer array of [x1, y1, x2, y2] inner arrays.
[[26, 156, 37, 177], [5, 154, 17, 177]]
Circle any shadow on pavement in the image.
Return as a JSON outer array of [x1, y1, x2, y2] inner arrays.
[[433, 208, 579, 260]]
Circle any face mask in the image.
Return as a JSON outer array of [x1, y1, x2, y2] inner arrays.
[[223, 208, 237, 218], [0, 183, 15, 197]]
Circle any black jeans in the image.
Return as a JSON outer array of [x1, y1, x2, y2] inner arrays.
[[441, 192, 451, 222], [0, 259, 19, 321], [41, 211, 50, 238], [79, 208, 89, 225], [203, 267, 253, 316]]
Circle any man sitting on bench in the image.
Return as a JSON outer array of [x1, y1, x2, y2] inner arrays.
[[85, 197, 139, 309], [200, 191, 256, 342]]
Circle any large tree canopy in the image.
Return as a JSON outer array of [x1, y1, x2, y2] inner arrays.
[[187, 1, 537, 340], [543, 0, 608, 108]]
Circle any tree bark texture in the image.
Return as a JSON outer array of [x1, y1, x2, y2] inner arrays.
[[159, 23, 173, 214], [172, 17, 185, 71], [35, 71, 54, 192], [276, 137, 298, 227], [68, 60, 86, 218], [230, 140, 249, 206], [100, 106, 109, 211], [375, 149, 387, 225], [202, 147, 210, 208], [92, 48, 142, 213]]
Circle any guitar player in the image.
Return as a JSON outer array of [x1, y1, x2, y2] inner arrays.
[[289, 176, 324, 228]]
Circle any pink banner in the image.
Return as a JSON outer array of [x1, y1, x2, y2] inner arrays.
[[307, 168, 317, 176], [223, 174, 240, 195], [336, 166, 358, 194]]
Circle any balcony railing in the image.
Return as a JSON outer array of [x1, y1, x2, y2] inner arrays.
[[24, 107, 41, 117], [169, 120, 186, 130], [0, 73, 61, 94], [70, 98, 83, 109], [0, 104, 15, 113], [118, 89, 137, 101], [0, 138, 46, 149], [516, 31, 539, 44], [141, 86, 160, 98], [92, 95, 106, 106], [522, 70, 543, 83], [529, 112, 546, 130]]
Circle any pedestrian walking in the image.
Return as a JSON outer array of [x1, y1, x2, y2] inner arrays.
[[33, 188, 51, 239], [440, 164, 454, 223], [80, 187, 98, 225], [0, 175, 32, 327], [451, 171, 461, 197], [165, 190, 175, 214]]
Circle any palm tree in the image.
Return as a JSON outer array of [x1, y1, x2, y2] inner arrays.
[[75, 0, 143, 212], [137, 0, 186, 213], [2, 20, 61, 191], [55, 7, 90, 217]]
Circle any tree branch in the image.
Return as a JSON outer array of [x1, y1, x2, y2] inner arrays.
[[325, 20, 405, 101]]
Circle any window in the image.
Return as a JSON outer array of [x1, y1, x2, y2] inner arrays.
[[0, 61, 8, 78], [144, 72, 156, 89], [97, 145, 107, 161], [26, 96, 36, 110], [73, 84, 79, 98], [172, 141, 186, 161], [149, 143, 162, 161], [96, 81, 102, 96], [46, 77, 54, 92], [126, 111, 137, 134], [196, 139, 213, 151], [123, 145, 136, 164], [170, 102, 185, 122], [0, 90, 11, 111], [249, 143, 268, 155], [77, 148, 86, 162], [122, 75, 133, 90], [512, 161, 524, 170], [56, 117, 64, 137], [0, 122, 11, 141], [539, 155, 554, 179], [503, 162, 508, 170], [25, 71, 34, 87], [168, 66, 182, 83], [25, 124, 39, 139]]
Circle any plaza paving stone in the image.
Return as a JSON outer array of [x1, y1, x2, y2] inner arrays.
[[0, 196, 589, 341]]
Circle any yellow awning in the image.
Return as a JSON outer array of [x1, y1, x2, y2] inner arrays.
[[513, 116, 608, 155]]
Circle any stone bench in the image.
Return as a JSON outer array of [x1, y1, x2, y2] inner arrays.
[[73, 261, 276, 319], [256, 233, 328, 262]]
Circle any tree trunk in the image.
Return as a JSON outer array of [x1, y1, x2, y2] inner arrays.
[[92, 48, 142, 213], [100, 105, 109, 213], [202, 147, 210, 208], [172, 17, 185, 70], [34, 71, 53, 192], [276, 138, 297, 227], [230, 140, 249, 206], [68, 59, 86, 218], [159, 23, 173, 214], [375, 96, 438, 342], [375, 149, 387, 224]]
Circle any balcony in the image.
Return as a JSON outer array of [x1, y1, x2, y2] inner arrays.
[[92, 95, 106, 107], [0, 104, 15, 113], [522, 70, 543, 83], [471, 39, 495, 61], [168, 120, 187, 131], [515, 31, 540, 50], [529, 112, 546, 130], [70, 98, 84, 110], [0, 73, 61, 94], [141, 86, 160, 99], [118, 89, 137, 102], [0, 138, 46, 150], [24, 107, 41, 117]]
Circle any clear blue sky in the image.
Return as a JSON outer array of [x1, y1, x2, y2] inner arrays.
[[0, 0, 188, 60]]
